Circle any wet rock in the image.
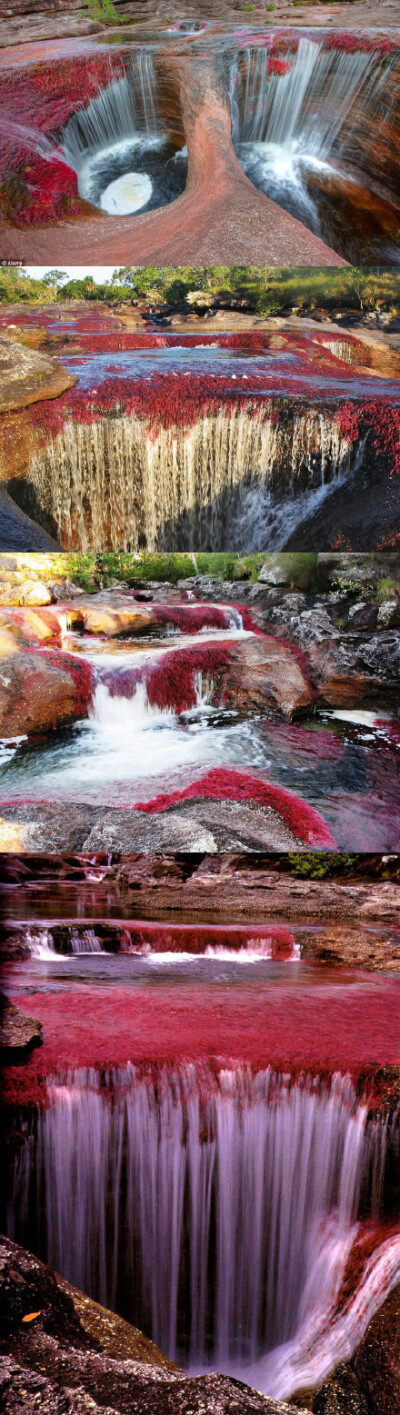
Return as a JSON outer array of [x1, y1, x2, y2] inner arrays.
[[84, 800, 302, 854], [314, 1283, 400, 1415], [81, 606, 160, 637], [0, 997, 42, 1057], [0, 803, 102, 853], [223, 636, 314, 718], [0, 651, 92, 736], [0, 1238, 310, 1415], [312, 1362, 369, 1413]]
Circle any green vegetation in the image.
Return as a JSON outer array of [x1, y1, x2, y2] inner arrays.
[[65, 553, 267, 589], [287, 854, 358, 877], [86, 0, 130, 22], [1, 266, 400, 321]]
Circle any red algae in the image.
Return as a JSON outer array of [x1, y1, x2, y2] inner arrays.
[[3, 976, 399, 1109], [337, 402, 400, 475], [101, 642, 233, 714], [133, 767, 336, 847]]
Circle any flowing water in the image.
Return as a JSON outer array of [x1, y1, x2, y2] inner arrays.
[[1, 622, 400, 849], [60, 52, 187, 214], [5, 1057, 400, 1397], [230, 37, 400, 262], [19, 329, 400, 552]]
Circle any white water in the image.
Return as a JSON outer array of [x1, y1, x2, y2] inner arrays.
[[8, 1064, 395, 1392], [28, 408, 356, 553], [60, 55, 180, 214], [204, 937, 301, 962], [24, 928, 57, 959], [231, 38, 394, 236]]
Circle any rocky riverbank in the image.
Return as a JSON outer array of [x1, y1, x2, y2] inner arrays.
[[0, 1236, 311, 1415]]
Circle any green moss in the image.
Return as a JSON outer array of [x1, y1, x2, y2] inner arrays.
[[287, 854, 358, 878]]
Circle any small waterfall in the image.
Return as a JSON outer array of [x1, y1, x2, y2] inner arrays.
[[90, 680, 175, 729], [24, 928, 57, 959], [69, 929, 102, 954], [60, 54, 186, 215], [8, 1065, 395, 1388], [27, 408, 355, 552], [204, 936, 300, 961], [230, 38, 399, 254], [231, 39, 378, 161]]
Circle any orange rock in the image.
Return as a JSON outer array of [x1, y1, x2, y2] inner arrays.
[[222, 636, 314, 719]]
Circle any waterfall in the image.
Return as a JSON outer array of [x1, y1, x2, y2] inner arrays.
[[27, 408, 355, 552], [230, 38, 399, 251], [90, 680, 176, 730], [231, 39, 378, 161], [8, 1064, 396, 1392], [69, 929, 103, 954], [24, 928, 57, 959], [59, 54, 186, 215]]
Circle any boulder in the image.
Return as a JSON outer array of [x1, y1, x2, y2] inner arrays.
[[0, 580, 53, 607], [377, 599, 400, 630], [81, 607, 159, 637], [223, 635, 314, 718], [347, 602, 378, 632], [0, 651, 92, 736], [258, 554, 318, 591], [0, 997, 42, 1057]]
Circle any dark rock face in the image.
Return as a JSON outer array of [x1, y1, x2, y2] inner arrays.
[[0, 1238, 310, 1415], [313, 1284, 400, 1415]]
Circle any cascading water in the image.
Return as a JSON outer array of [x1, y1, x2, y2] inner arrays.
[[230, 38, 400, 260], [27, 407, 356, 552], [60, 54, 187, 215], [7, 1064, 398, 1397]]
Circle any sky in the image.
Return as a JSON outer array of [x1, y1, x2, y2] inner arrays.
[[24, 267, 118, 283]]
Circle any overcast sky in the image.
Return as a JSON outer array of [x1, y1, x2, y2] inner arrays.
[[24, 267, 118, 282]]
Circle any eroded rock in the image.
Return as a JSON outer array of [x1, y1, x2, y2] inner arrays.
[[0, 651, 92, 736], [0, 997, 42, 1057], [0, 1238, 310, 1415]]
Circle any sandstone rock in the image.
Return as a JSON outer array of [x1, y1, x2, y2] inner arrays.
[[0, 997, 42, 1056], [0, 580, 53, 607], [81, 607, 159, 637], [0, 1238, 310, 1415], [0, 651, 92, 736], [0, 334, 76, 414], [223, 636, 314, 718]]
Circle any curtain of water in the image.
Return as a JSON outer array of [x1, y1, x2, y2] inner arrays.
[[8, 1066, 391, 1373], [61, 53, 160, 169], [230, 38, 383, 162]]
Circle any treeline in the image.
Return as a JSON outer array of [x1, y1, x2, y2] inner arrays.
[[1, 265, 400, 316]]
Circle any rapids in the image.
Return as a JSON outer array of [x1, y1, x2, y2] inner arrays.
[[1, 620, 400, 849]]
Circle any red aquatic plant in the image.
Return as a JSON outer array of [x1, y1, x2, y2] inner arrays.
[[133, 766, 336, 847], [337, 402, 400, 474]]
